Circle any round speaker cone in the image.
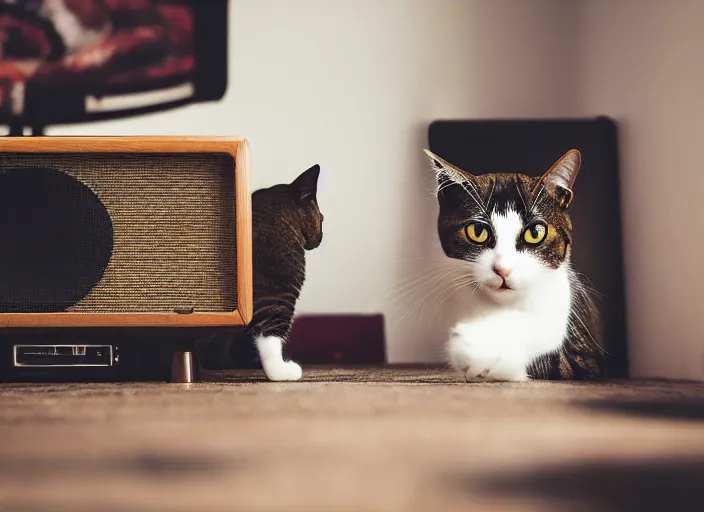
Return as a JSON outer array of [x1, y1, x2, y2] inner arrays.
[[0, 168, 114, 313]]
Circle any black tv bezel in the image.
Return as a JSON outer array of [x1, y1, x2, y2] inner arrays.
[[1, 0, 228, 130]]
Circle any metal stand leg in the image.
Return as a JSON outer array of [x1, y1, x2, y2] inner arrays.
[[171, 351, 195, 383], [5, 124, 45, 137], [8, 123, 23, 136]]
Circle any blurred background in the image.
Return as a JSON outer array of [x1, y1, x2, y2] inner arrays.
[[2, 0, 703, 381]]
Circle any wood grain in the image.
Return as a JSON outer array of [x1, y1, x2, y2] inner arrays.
[[0, 311, 245, 327], [0, 136, 245, 154], [234, 139, 253, 324], [0, 136, 252, 328]]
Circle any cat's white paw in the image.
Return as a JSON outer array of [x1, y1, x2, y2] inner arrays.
[[462, 361, 528, 382], [255, 335, 303, 382], [262, 360, 303, 381], [448, 324, 528, 383]]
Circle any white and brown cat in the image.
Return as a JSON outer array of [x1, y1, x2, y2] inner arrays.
[[424, 149, 604, 382]]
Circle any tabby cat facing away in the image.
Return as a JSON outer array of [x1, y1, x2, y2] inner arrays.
[[424, 149, 604, 381], [246, 164, 323, 381], [199, 164, 323, 381]]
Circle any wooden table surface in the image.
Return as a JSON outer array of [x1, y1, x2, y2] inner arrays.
[[1, 367, 703, 512]]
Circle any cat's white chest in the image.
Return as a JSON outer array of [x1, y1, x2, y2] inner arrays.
[[447, 268, 571, 381]]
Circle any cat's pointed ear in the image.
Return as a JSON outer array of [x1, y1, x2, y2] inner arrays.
[[423, 149, 474, 196], [291, 164, 320, 203], [534, 149, 581, 209]]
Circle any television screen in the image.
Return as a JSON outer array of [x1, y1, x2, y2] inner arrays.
[[0, 0, 227, 131]]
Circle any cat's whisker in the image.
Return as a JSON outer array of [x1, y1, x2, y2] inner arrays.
[[423, 275, 481, 321], [431, 163, 487, 214], [431, 276, 471, 310], [383, 266, 465, 303], [485, 179, 495, 211], [388, 274, 479, 328], [395, 274, 457, 319], [515, 179, 529, 213], [566, 314, 607, 356], [457, 181, 486, 213], [434, 180, 458, 198], [393, 269, 467, 323], [429, 185, 450, 198], [529, 183, 546, 215], [387, 281, 452, 319], [426, 183, 449, 197], [569, 269, 605, 298], [435, 277, 478, 311], [387, 270, 448, 292]]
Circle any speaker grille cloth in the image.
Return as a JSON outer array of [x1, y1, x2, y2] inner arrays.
[[0, 153, 237, 313]]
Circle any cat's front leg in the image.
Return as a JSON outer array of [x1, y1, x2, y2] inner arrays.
[[447, 321, 528, 382], [255, 335, 303, 381]]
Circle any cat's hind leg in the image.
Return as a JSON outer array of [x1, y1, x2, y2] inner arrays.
[[255, 335, 303, 381]]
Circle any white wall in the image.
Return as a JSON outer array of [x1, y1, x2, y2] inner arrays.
[[578, 0, 704, 380], [52, 0, 580, 363]]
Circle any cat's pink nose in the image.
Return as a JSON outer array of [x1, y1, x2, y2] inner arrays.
[[492, 263, 512, 280]]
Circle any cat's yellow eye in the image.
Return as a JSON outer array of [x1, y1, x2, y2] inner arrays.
[[466, 223, 489, 244], [523, 223, 547, 245]]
